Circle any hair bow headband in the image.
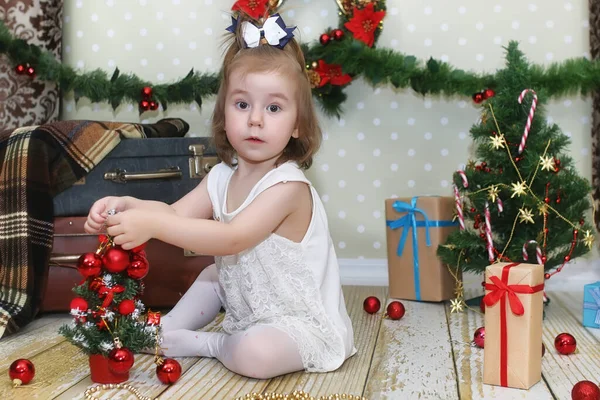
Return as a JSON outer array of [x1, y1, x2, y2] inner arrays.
[[226, 13, 295, 49]]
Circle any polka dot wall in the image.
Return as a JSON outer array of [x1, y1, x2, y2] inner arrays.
[[62, 0, 592, 259]]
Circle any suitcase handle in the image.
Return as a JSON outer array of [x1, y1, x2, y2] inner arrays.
[[103, 167, 182, 183]]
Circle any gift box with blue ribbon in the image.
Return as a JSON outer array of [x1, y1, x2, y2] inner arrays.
[[583, 281, 600, 329], [385, 196, 459, 302]]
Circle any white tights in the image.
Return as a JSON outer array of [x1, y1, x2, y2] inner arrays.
[[159, 264, 304, 379]]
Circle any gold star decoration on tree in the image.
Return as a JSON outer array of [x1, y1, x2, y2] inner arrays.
[[450, 298, 465, 313], [489, 133, 506, 150], [582, 230, 595, 249], [488, 185, 500, 202], [466, 160, 476, 170], [539, 155, 556, 172], [453, 281, 464, 298], [518, 207, 535, 224], [538, 203, 549, 216], [511, 181, 528, 198]]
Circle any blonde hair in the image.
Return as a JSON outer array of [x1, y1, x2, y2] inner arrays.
[[211, 13, 321, 169]]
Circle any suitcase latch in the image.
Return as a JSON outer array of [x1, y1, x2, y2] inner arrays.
[[189, 144, 218, 179], [104, 167, 182, 183]]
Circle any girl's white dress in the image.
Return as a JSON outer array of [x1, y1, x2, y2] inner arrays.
[[206, 161, 356, 372]]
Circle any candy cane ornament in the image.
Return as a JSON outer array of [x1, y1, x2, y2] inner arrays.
[[457, 170, 469, 188], [485, 202, 494, 262], [522, 240, 543, 265], [517, 89, 538, 154], [453, 185, 465, 230]]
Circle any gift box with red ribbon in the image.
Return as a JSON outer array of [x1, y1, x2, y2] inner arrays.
[[483, 262, 544, 389]]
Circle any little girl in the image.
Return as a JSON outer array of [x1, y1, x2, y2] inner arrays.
[[85, 12, 355, 379]]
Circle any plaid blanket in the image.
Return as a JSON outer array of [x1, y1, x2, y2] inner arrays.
[[0, 118, 189, 339]]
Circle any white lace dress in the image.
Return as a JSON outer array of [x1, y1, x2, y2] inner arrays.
[[206, 161, 356, 372]]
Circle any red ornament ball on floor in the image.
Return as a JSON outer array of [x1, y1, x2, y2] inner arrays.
[[386, 301, 405, 320], [555, 332, 577, 355], [9, 359, 35, 385], [473, 327, 485, 348], [156, 358, 182, 384], [363, 296, 381, 314], [571, 380, 600, 400]]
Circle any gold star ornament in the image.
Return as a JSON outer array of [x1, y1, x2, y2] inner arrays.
[[582, 230, 595, 249], [453, 281, 465, 298], [518, 207, 535, 224], [466, 160, 476, 170], [511, 181, 528, 198], [489, 133, 506, 150], [539, 155, 556, 172], [488, 185, 500, 202], [538, 203, 549, 216], [450, 298, 465, 313]]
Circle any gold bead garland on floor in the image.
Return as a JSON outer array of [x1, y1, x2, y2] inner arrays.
[[84, 383, 157, 400], [83, 386, 368, 400], [235, 390, 368, 400]]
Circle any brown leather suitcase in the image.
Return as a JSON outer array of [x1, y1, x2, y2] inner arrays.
[[41, 217, 214, 312]]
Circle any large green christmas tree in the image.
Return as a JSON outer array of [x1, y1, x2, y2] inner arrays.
[[437, 42, 594, 279]]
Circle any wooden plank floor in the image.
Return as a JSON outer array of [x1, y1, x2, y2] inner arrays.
[[1, 284, 598, 399]]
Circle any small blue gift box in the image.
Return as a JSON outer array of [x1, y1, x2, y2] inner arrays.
[[583, 281, 600, 329]]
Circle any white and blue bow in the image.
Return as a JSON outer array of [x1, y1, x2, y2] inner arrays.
[[226, 14, 295, 49]]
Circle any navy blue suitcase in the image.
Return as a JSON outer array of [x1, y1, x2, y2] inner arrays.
[[53, 137, 218, 216]]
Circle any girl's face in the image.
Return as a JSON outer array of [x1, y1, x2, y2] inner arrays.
[[224, 69, 299, 166]]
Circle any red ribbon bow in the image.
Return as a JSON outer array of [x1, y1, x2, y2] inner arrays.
[[99, 284, 125, 308], [483, 263, 544, 387]]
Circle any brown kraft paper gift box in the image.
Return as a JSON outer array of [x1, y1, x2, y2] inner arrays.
[[385, 196, 458, 302], [483, 262, 544, 389]]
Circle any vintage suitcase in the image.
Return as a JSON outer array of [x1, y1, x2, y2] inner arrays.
[[41, 217, 214, 312], [53, 137, 218, 216]]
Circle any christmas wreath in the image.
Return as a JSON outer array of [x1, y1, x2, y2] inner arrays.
[[0, 0, 598, 116]]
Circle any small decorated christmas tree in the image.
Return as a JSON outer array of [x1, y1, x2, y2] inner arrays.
[[437, 42, 595, 287], [59, 234, 158, 382]]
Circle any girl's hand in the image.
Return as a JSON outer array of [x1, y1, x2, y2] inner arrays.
[[84, 196, 129, 233], [105, 209, 155, 250]]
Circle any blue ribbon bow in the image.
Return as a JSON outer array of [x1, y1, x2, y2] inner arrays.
[[584, 284, 600, 326], [386, 197, 458, 301]]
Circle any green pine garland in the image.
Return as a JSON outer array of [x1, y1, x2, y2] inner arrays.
[[2, 3, 600, 117]]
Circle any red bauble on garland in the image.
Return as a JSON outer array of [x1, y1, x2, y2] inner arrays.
[[555, 332, 577, 355], [386, 301, 405, 320], [363, 296, 381, 314], [472, 92, 484, 104], [156, 358, 182, 384], [141, 86, 153, 98], [77, 253, 103, 278], [331, 29, 344, 41], [127, 254, 149, 280], [482, 88, 495, 99], [9, 359, 35, 385], [107, 347, 135, 374], [118, 299, 136, 315], [473, 327, 485, 348], [319, 33, 331, 45], [571, 380, 600, 400], [102, 247, 130, 273], [15, 64, 26, 74]]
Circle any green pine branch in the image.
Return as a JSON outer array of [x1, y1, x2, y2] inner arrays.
[[4, 15, 600, 118]]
